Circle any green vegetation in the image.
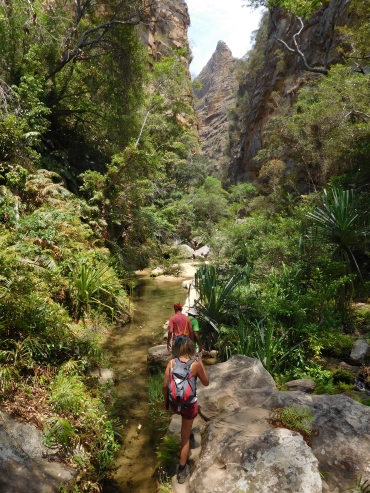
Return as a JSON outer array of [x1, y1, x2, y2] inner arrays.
[[156, 434, 181, 472], [0, 0, 205, 490], [269, 405, 315, 439], [1, 0, 370, 489], [188, 0, 370, 398], [346, 476, 370, 493]]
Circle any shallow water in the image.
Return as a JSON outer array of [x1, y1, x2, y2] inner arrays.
[[102, 273, 187, 493]]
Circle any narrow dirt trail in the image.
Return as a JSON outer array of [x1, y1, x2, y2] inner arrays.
[[103, 265, 196, 493]]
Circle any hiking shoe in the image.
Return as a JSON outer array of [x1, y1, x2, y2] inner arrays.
[[190, 432, 196, 449], [177, 464, 189, 484]]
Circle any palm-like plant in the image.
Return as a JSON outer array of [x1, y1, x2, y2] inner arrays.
[[50, 373, 87, 415], [306, 187, 370, 277], [0, 336, 45, 369], [69, 259, 121, 316], [43, 416, 77, 451], [194, 264, 251, 347]]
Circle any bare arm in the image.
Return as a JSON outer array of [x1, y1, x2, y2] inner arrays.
[[167, 326, 173, 351], [193, 359, 209, 387], [163, 360, 172, 406], [194, 332, 202, 351], [187, 318, 194, 342]]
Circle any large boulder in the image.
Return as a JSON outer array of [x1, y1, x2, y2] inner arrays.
[[193, 356, 370, 492], [177, 244, 195, 259], [350, 339, 370, 364], [0, 411, 77, 493], [193, 245, 210, 259], [190, 410, 322, 493], [265, 391, 370, 491], [197, 356, 276, 420], [147, 344, 172, 369]]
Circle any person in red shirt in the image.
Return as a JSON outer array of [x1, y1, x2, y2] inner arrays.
[[167, 303, 194, 357]]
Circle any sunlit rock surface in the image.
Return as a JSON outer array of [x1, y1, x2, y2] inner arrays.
[[227, 0, 353, 184], [138, 0, 190, 59], [189, 356, 370, 493]]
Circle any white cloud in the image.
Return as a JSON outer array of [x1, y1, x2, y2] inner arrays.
[[186, 0, 264, 76]]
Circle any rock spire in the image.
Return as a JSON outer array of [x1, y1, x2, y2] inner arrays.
[[193, 41, 238, 173]]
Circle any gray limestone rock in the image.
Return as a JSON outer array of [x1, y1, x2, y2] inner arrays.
[[193, 245, 210, 259], [350, 339, 370, 363], [189, 410, 322, 493], [264, 390, 370, 491], [0, 411, 77, 493], [194, 41, 238, 174], [147, 344, 172, 369], [177, 244, 195, 259], [197, 355, 276, 420]]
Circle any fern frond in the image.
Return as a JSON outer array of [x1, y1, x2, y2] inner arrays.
[[0, 364, 19, 392], [43, 416, 77, 447]]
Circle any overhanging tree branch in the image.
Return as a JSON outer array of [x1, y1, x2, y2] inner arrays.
[[275, 16, 328, 75], [46, 1, 153, 80]]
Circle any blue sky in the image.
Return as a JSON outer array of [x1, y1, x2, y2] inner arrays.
[[186, 0, 264, 77]]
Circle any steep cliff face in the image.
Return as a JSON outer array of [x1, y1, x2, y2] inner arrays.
[[193, 41, 238, 172], [139, 0, 190, 59], [227, 0, 352, 184]]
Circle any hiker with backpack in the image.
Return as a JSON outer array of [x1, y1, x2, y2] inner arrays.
[[162, 338, 209, 484], [167, 302, 194, 358]]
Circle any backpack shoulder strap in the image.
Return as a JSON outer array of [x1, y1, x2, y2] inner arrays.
[[184, 359, 194, 370]]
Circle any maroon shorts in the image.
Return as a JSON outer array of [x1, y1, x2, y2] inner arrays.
[[170, 401, 198, 420]]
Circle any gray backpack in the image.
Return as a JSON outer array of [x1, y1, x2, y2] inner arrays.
[[168, 358, 196, 411]]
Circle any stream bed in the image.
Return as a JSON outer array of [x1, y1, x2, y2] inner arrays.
[[102, 271, 192, 493]]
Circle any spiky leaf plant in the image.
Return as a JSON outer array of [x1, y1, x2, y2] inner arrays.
[[346, 476, 370, 493], [43, 416, 77, 449], [279, 405, 314, 436], [306, 187, 370, 277], [0, 365, 19, 392], [194, 264, 251, 347], [69, 259, 124, 317], [49, 373, 87, 415]]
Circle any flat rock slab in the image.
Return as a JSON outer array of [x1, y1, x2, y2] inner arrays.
[[197, 356, 276, 420], [0, 411, 77, 493], [189, 408, 322, 493]]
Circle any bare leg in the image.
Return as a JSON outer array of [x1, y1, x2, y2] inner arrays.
[[180, 417, 194, 466]]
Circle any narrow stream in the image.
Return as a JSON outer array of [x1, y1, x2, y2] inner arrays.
[[102, 272, 190, 493]]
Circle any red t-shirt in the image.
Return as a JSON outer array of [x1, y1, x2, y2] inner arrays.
[[169, 313, 192, 340]]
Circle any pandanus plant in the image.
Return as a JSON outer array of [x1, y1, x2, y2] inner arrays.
[[306, 186, 370, 305], [306, 186, 370, 276], [69, 259, 122, 319], [194, 264, 251, 348]]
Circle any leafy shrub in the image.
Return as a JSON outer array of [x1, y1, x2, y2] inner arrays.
[[49, 373, 87, 415], [332, 369, 354, 385], [156, 434, 180, 471], [270, 405, 315, 437]]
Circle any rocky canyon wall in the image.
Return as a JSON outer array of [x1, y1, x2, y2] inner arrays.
[[192, 0, 354, 185], [193, 41, 238, 173], [139, 0, 190, 60], [228, 0, 352, 184]]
